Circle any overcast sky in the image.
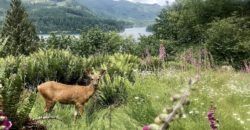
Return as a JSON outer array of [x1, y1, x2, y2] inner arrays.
[[126, 0, 175, 6]]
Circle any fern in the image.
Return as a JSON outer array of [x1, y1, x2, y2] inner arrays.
[[1, 74, 23, 129]]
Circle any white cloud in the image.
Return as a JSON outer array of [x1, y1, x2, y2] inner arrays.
[[126, 0, 175, 5]]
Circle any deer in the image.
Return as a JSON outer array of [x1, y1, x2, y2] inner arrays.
[[37, 69, 106, 119]]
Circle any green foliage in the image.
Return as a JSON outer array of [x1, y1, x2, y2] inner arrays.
[[0, 56, 37, 129], [74, 27, 124, 56], [1, 73, 23, 129], [152, 0, 250, 68], [127, 93, 156, 125], [98, 75, 130, 107], [206, 17, 250, 67], [26, 61, 250, 130], [105, 53, 139, 82], [41, 30, 138, 57], [137, 35, 162, 57], [0, 0, 39, 56], [19, 49, 87, 86], [0, 37, 8, 52], [41, 34, 76, 50], [140, 56, 164, 71], [0, 0, 132, 34]]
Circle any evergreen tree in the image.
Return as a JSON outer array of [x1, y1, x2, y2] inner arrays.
[[0, 0, 38, 56]]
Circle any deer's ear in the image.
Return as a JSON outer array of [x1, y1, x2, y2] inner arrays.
[[99, 69, 106, 77]]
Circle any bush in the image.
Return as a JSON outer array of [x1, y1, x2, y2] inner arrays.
[[41, 33, 77, 50], [74, 27, 123, 56], [0, 56, 36, 129], [140, 56, 164, 71], [206, 17, 250, 68], [105, 53, 139, 82], [97, 75, 130, 107], [18, 49, 88, 88]]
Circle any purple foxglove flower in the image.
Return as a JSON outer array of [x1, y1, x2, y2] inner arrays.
[[142, 125, 150, 130]]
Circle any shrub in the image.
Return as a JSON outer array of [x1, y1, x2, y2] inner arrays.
[[97, 74, 130, 107], [41, 33, 77, 50], [106, 53, 139, 82], [206, 17, 250, 68], [0, 56, 36, 129], [74, 27, 123, 56], [140, 56, 164, 71], [85, 74, 131, 124]]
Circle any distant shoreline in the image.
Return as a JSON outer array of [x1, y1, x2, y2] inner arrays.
[[39, 27, 152, 41]]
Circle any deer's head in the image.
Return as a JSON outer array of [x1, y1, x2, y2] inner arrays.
[[86, 69, 106, 88]]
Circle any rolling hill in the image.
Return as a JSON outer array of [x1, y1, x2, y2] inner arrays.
[[76, 0, 163, 25], [0, 0, 162, 33], [0, 0, 131, 33]]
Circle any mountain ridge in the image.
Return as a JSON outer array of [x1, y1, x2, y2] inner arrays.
[[76, 0, 162, 25], [0, 0, 162, 33]]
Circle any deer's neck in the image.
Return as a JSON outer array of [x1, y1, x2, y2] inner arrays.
[[85, 84, 97, 99]]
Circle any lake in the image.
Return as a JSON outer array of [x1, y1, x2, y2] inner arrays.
[[119, 27, 152, 40], [38, 27, 152, 41]]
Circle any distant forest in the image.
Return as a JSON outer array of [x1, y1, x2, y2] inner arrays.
[[31, 16, 132, 34], [0, 0, 133, 34]]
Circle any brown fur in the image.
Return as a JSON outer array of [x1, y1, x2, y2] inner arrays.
[[37, 69, 106, 117]]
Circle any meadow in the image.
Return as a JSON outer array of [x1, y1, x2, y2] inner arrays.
[[28, 60, 250, 130]]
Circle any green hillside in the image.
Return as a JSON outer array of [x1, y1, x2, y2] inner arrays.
[[0, 0, 131, 33], [76, 0, 163, 25]]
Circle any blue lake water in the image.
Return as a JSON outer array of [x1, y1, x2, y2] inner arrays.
[[38, 27, 152, 41]]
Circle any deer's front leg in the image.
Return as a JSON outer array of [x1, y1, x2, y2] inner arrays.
[[74, 103, 84, 120]]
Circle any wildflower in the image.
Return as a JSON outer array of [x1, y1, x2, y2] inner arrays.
[[182, 114, 187, 118], [233, 113, 238, 116], [134, 96, 139, 100], [189, 110, 193, 114], [142, 125, 150, 130], [0, 111, 12, 130], [159, 42, 166, 62], [207, 103, 219, 130], [240, 120, 244, 124]]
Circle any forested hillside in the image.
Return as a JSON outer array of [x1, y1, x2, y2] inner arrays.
[[0, 0, 132, 33], [75, 0, 163, 25], [153, 0, 250, 68]]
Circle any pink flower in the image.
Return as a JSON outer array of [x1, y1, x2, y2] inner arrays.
[[2, 119, 12, 130], [142, 125, 150, 130], [207, 104, 218, 130], [0, 112, 12, 130], [159, 43, 166, 62]]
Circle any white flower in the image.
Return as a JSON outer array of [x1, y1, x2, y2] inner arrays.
[[134, 96, 139, 100], [182, 114, 187, 118], [194, 110, 200, 114], [233, 113, 238, 116]]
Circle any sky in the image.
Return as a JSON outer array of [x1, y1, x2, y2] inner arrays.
[[126, 0, 175, 6]]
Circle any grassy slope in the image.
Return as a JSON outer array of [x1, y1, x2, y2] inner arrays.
[[30, 68, 250, 130]]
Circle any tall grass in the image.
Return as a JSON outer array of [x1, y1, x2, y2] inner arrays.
[[30, 67, 250, 130]]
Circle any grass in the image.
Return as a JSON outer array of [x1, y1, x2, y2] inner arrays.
[[30, 68, 250, 130]]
